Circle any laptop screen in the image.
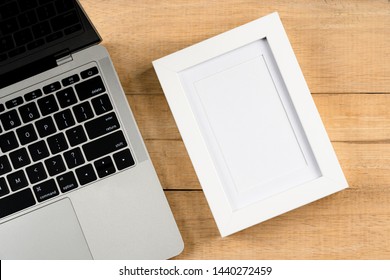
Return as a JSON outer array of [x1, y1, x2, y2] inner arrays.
[[0, 0, 101, 89]]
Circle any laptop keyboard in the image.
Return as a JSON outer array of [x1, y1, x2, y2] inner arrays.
[[0, 64, 136, 219], [0, 0, 82, 62]]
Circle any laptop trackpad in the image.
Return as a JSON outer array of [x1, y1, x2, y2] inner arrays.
[[0, 198, 92, 259]]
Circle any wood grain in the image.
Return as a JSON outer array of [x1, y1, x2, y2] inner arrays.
[[146, 140, 390, 191], [165, 190, 390, 259], [80, 0, 390, 94], [128, 94, 390, 142], [76, 0, 390, 259]]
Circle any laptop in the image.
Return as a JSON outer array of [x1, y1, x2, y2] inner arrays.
[[0, 0, 183, 259]]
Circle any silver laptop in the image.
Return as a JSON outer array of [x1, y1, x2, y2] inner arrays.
[[0, 0, 183, 259]]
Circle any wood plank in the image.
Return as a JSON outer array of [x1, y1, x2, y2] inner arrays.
[[128, 94, 390, 142], [127, 95, 180, 140], [75, 0, 390, 260], [80, 0, 390, 94], [147, 140, 390, 191], [166, 190, 390, 259], [314, 94, 390, 142], [146, 140, 199, 190]]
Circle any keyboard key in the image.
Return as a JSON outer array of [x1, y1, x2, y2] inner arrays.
[[57, 171, 78, 193], [0, 104, 5, 112], [39, 0, 56, 4], [0, 131, 19, 153], [18, 11, 38, 28], [55, 0, 75, 13], [64, 147, 84, 169], [75, 76, 106, 101], [45, 155, 66, 176], [5, 96, 23, 109], [0, 109, 22, 130], [0, 18, 19, 35], [47, 132, 68, 154], [46, 31, 63, 43], [24, 89, 43, 101], [19, 102, 40, 123], [28, 140, 50, 162], [73, 101, 94, 122], [92, 94, 113, 115], [37, 3, 55, 21], [18, 0, 38, 12], [83, 130, 127, 161], [56, 87, 77, 108], [0, 2, 19, 19], [26, 162, 47, 184], [16, 124, 38, 145], [65, 125, 87, 147], [0, 188, 36, 219], [33, 179, 59, 202], [80, 67, 99, 79], [37, 95, 59, 116], [51, 10, 78, 31], [64, 23, 82, 35], [54, 109, 75, 130], [113, 149, 135, 170], [75, 164, 97, 186], [61, 74, 79, 87], [32, 21, 51, 38], [85, 112, 120, 140], [0, 36, 14, 53], [14, 28, 34, 46], [9, 147, 31, 169], [0, 155, 12, 176], [0, 178, 10, 197], [94, 156, 115, 178], [43, 81, 61, 94], [35, 116, 57, 137], [7, 170, 28, 191], [27, 38, 45, 50]]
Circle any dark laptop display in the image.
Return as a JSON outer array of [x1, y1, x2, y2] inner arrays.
[[0, 0, 100, 89]]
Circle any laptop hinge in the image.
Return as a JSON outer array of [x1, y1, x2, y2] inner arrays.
[[55, 50, 73, 66]]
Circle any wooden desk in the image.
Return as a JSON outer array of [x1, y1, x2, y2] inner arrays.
[[79, 0, 390, 259]]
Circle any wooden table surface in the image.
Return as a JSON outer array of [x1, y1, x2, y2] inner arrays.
[[79, 0, 390, 259]]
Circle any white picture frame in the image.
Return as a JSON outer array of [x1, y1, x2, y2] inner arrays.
[[153, 12, 348, 237]]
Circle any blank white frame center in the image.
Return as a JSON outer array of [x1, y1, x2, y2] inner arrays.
[[153, 12, 348, 236], [179, 39, 321, 210]]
